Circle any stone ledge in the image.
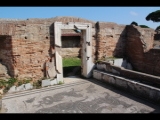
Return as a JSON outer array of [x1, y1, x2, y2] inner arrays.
[[96, 61, 160, 86], [93, 70, 160, 104]]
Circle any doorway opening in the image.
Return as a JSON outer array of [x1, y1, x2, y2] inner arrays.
[[54, 22, 94, 83], [61, 30, 82, 77]]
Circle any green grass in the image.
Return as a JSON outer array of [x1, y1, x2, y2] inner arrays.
[[0, 78, 17, 88], [63, 57, 81, 67], [0, 78, 34, 93], [63, 57, 81, 77], [58, 81, 64, 85], [0, 78, 18, 93]]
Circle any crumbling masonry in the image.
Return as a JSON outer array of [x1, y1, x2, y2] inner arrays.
[[0, 16, 159, 81]]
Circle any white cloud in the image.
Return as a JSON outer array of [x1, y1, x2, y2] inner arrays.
[[130, 11, 138, 16]]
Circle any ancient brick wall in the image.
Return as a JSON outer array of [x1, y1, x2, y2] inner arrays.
[[144, 49, 160, 76], [0, 22, 16, 36], [0, 36, 13, 78], [126, 25, 160, 76], [0, 22, 51, 80], [0, 19, 52, 80], [95, 22, 127, 60], [0, 16, 158, 81], [0, 17, 96, 80]]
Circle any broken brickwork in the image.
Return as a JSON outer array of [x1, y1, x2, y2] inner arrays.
[[0, 16, 158, 80]]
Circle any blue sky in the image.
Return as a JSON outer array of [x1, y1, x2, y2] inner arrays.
[[0, 7, 160, 29]]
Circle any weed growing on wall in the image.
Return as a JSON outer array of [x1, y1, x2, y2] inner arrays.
[[0, 78, 18, 93], [58, 81, 64, 85], [33, 80, 42, 89]]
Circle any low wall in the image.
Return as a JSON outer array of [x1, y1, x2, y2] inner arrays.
[[96, 61, 160, 86], [93, 69, 160, 104]]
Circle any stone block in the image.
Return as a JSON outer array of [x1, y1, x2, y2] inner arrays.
[[108, 77, 115, 84], [113, 58, 123, 67], [93, 71, 102, 80], [54, 23, 62, 47], [25, 83, 33, 90], [93, 71, 97, 79], [8, 86, 16, 93], [57, 74, 63, 83], [50, 78, 58, 85], [105, 65, 112, 72], [112, 68, 120, 75], [115, 78, 127, 89], [96, 63, 104, 70], [0, 88, 4, 95], [16, 84, 26, 91], [102, 74, 109, 82], [86, 46, 92, 57], [56, 51, 62, 73], [127, 82, 136, 92], [108, 60, 114, 65], [96, 64, 100, 70], [41, 79, 51, 87]]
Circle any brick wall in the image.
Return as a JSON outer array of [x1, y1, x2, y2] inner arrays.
[[0, 36, 13, 77], [0, 16, 158, 80], [95, 22, 127, 60], [126, 25, 160, 76], [0, 17, 96, 80]]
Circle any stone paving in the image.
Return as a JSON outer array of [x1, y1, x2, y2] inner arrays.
[[1, 77, 160, 113]]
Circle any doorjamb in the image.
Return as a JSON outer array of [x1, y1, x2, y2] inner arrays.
[[54, 22, 94, 82]]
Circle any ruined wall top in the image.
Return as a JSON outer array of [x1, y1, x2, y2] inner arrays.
[[0, 16, 122, 36], [0, 16, 97, 36], [0, 16, 96, 24], [0, 16, 155, 43], [127, 25, 155, 52]]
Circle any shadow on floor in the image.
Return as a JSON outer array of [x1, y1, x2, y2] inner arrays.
[[82, 77, 160, 113]]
